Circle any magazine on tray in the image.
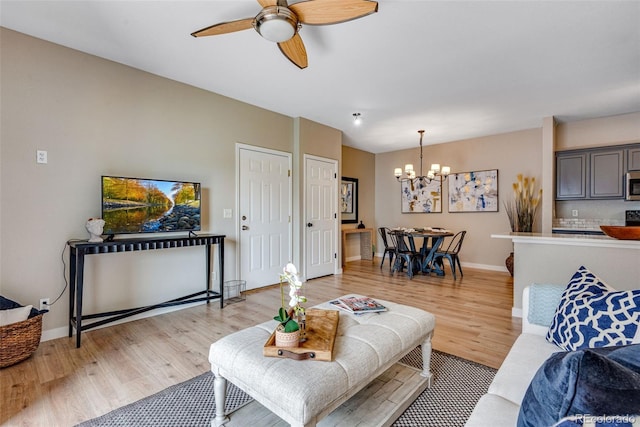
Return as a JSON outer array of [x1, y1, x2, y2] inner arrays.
[[329, 297, 387, 314]]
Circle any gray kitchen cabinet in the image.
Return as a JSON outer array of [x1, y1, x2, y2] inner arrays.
[[628, 147, 640, 171], [556, 147, 627, 200], [589, 149, 624, 198], [556, 152, 587, 199]]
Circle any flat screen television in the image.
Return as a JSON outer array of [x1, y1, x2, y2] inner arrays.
[[101, 176, 201, 235]]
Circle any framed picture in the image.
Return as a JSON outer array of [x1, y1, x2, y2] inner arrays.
[[448, 169, 499, 212], [341, 177, 358, 223], [400, 178, 443, 213]]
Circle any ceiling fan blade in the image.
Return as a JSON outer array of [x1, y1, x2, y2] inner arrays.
[[257, 0, 277, 7], [191, 18, 254, 37], [278, 34, 308, 69], [290, 0, 378, 25]]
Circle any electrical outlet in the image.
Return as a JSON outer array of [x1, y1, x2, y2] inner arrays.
[[36, 150, 48, 164], [39, 298, 50, 311], [572, 209, 579, 217]]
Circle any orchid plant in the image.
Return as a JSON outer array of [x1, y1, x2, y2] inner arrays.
[[274, 263, 307, 333]]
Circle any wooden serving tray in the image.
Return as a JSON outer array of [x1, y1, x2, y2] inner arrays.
[[263, 309, 339, 361]]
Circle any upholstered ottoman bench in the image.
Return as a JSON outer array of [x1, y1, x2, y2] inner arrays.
[[208, 294, 436, 427]]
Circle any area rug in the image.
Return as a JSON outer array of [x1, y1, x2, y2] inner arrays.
[[76, 348, 496, 427]]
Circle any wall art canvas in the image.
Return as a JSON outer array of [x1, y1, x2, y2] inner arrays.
[[401, 179, 443, 213], [341, 177, 358, 223], [448, 169, 499, 212], [341, 182, 354, 213]]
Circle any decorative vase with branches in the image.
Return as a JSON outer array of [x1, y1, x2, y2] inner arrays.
[[504, 174, 542, 232]]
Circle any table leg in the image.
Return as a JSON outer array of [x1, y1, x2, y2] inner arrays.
[[68, 247, 77, 338], [212, 374, 229, 426], [421, 237, 445, 276], [75, 251, 85, 348], [219, 239, 224, 309], [206, 244, 211, 305], [421, 331, 433, 388]]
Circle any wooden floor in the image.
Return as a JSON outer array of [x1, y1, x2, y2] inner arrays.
[[0, 259, 520, 426]]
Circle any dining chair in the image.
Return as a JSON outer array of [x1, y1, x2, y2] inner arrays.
[[433, 230, 467, 280], [388, 231, 421, 279], [378, 227, 396, 270]]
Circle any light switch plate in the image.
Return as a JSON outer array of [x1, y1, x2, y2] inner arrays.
[[223, 209, 232, 219]]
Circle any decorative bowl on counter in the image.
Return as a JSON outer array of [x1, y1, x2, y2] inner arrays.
[[599, 226, 640, 240]]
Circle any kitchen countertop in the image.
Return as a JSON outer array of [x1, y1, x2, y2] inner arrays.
[[492, 232, 640, 249]]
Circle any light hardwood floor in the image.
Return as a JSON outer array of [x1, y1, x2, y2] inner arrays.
[[0, 259, 520, 426]]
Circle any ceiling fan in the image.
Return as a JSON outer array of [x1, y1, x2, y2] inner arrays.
[[191, 0, 378, 69]]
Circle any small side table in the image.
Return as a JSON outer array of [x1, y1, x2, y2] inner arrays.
[[341, 228, 373, 266]]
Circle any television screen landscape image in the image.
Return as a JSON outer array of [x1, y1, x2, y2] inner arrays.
[[101, 176, 201, 235]]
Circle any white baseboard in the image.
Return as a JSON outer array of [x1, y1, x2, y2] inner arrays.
[[373, 255, 508, 273], [461, 261, 508, 272], [40, 301, 207, 343], [41, 326, 70, 342], [43, 261, 512, 341]]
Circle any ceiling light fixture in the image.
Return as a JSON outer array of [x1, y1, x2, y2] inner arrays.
[[254, 6, 299, 43], [394, 130, 451, 184], [353, 113, 362, 126]]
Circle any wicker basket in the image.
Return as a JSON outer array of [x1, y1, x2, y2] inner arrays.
[[0, 309, 44, 368]]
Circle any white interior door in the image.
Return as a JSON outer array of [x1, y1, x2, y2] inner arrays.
[[305, 156, 338, 280], [239, 146, 292, 290]]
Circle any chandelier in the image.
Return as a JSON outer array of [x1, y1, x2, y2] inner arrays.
[[394, 130, 451, 184]]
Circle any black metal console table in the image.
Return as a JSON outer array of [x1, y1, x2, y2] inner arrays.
[[68, 234, 225, 347]]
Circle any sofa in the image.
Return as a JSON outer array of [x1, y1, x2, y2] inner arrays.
[[466, 270, 640, 427], [465, 283, 565, 427]]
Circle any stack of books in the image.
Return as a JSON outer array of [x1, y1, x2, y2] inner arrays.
[[329, 296, 387, 315]]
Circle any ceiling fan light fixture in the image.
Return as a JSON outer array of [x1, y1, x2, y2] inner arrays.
[[254, 6, 298, 43]]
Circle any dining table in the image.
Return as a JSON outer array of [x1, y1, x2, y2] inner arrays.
[[390, 228, 454, 276]]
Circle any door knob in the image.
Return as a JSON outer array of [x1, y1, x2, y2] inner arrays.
[[307, 222, 313, 227], [242, 225, 249, 230]]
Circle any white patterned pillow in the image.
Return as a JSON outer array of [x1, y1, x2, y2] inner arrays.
[[546, 266, 640, 351]]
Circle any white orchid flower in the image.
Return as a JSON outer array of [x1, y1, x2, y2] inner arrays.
[[283, 263, 297, 276], [279, 263, 306, 315]]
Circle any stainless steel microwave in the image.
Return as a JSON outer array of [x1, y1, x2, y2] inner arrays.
[[627, 171, 640, 201]]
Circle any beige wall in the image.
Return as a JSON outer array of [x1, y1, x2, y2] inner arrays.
[[294, 117, 343, 269], [341, 146, 375, 260], [373, 114, 640, 272], [0, 29, 341, 337], [556, 112, 640, 151], [3, 29, 639, 335], [375, 129, 542, 270]]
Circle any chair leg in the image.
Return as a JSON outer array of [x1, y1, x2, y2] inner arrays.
[[391, 256, 401, 275], [388, 253, 395, 271], [446, 255, 456, 280], [455, 256, 463, 278], [407, 257, 414, 279], [380, 253, 385, 269]]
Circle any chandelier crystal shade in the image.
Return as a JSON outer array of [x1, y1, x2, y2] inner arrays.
[[394, 130, 451, 184]]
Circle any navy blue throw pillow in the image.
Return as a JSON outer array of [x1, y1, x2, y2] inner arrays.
[[517, 344, 640, 427], [0, 296, 22, 310]]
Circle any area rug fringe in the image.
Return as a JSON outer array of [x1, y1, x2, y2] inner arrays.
[[76, 348, 496, 427]]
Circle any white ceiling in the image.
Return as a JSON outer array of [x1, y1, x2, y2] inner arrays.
[[1, 0, 639, 153]]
